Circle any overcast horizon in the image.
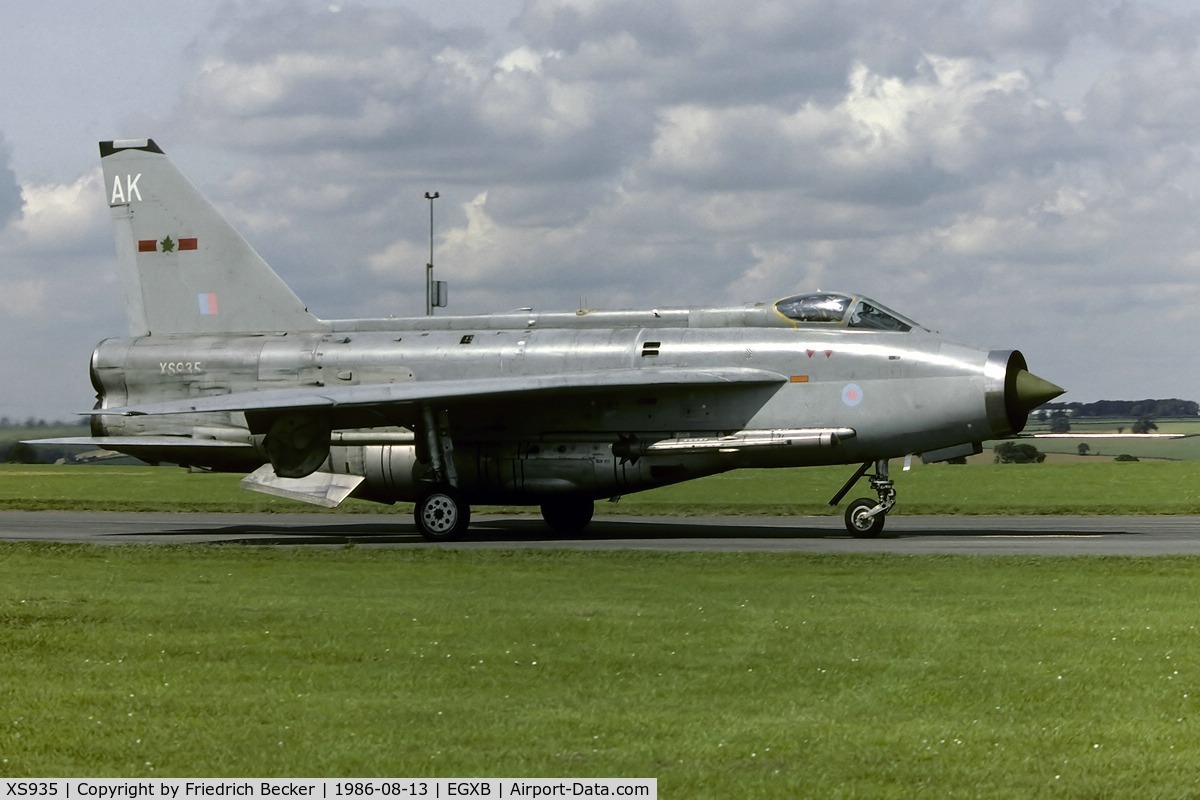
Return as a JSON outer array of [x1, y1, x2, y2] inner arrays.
[[3, 0, 1200, 419]]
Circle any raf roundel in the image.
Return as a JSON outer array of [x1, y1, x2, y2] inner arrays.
[[841, 383, 864, 407]]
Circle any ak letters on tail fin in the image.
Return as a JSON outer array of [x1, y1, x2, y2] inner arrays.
[[100, 139, 321, 336]]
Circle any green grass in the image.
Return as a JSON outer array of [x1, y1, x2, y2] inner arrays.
[[5, 460, 1200, 516], [3, 545, 1200, 797], [625, 460, 1200, 515], [6, 458, 1200, 792], [0, 465, 295, 513]]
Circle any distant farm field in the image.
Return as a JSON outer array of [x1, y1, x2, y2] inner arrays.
[[1023, 416, 1200, 460], [4, 458, 1200, 516]]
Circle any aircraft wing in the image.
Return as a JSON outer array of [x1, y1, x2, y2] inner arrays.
[[28, 435, 251, 447], [89, 367, 789, 418], [21, 434, 264, 472]]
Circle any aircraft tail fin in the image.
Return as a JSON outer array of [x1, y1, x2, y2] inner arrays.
[[100, 139, 322, 335]]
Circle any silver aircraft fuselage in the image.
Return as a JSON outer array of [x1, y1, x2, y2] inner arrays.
[[36, 139, 1063, 539], [89, 298, 1048, 504]]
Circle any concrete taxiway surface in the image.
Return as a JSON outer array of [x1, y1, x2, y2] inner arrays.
[[1, 511, 1198, 555]]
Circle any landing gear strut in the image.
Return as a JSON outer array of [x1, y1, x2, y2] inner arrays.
[[830, 459, 895, 538], [413, 406, 471, 541]]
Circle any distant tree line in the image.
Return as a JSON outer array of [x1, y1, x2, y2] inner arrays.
[[0, 417, 87, 429], [1041, 399, 1199, 418], [1, 418, 88, 464]]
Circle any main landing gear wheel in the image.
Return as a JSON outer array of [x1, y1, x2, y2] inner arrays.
[[540, 497, 595, 534], [415, 485, 471, 541], [845, 498, 886, 538]]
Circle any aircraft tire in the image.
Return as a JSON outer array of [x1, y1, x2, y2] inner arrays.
[[844, 498, 886, 538], [540, 497, 595, 534], [415, 485, 471, 541]]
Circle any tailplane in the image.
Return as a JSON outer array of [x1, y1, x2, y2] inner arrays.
[[100, 139, 322, 335]]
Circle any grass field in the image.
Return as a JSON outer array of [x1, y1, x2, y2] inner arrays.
[[5, 458, 1200, 516], [5, 457, 1200, 793], [4, 544, 1200, 797]]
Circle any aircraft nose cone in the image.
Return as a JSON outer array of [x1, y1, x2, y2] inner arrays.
[[1013, 369, 1064, 413], [987, 351, 1064, 436]]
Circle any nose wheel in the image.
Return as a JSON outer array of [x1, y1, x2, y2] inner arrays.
[[831, 459, 896, 538]]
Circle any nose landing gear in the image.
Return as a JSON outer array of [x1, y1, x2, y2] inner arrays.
[[830, 459, 895, 538]]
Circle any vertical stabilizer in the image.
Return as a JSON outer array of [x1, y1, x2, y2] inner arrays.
[[100, 139, 322, 335]]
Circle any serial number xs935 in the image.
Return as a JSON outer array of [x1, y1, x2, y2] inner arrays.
[[6, 785, 59, 797], [159, 361, 205, 376]]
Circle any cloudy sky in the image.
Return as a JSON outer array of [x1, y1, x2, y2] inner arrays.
[[2, 0, 1199, 421]]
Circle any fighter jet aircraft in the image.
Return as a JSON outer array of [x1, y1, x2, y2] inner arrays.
[[35, 139, 1063, 539]]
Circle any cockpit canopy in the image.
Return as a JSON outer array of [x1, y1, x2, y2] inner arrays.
[[773, 293, 922, 332]]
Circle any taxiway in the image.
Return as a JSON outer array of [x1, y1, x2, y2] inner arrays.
[[1, 511, 1198, 555]]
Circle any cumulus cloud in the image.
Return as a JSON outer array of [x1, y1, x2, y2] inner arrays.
[[9, 0, 1200, 417], [14, 169, 106, 253], [640, 55, 1071, 198], [0, 158, 119, 417], [0, 138, 21, 228], [0, 168, 113, 328], [166, 2, 1200, 325]]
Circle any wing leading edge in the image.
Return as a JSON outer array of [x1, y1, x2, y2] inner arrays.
[[89, 367, 790, 418]]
